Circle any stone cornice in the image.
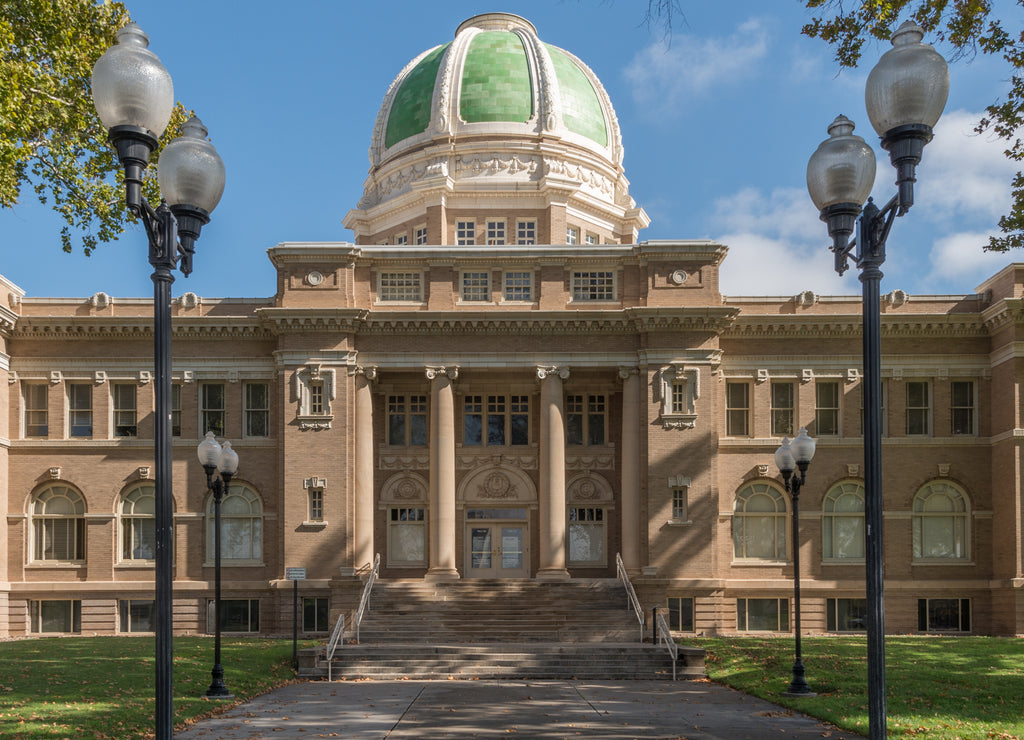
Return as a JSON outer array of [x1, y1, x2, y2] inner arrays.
[[727, 313, 987, 339], [0, 304, 16, 335], [256, 308, 369, 333], [12, 316, 272, 340], [982, 297, 1024, 332]]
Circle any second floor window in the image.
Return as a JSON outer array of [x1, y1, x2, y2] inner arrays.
[[379, 272, 422, 302], [388, 395, 427, 446], [171, 383, 182, 437], [516, 220, 536, 245], [245, 383, 269, 437], [464, 395, 529, 446], [770, 382, 794, 436], [503, 271, 533, 302], [566, 394, 606, 445], [571, 271, 614, 301], [24, 383, 47, 437], [113, 384, 137, 437], [906, 381, 930, 435], [486, 220, 505, 245], [951, 381, 975, 435], [201, 383, 225, 436], [68, 383, 92, 438], [726, 382, 749, 436], [815, 381, 840, 436], [415, 226, 428, 245], [461, 271, 491, 302], [456, 221, 475, 245]]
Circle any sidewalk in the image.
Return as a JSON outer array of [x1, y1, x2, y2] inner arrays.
[[174, 679, 862, 739]]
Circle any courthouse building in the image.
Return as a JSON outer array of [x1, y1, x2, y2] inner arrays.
[[1, 13, 1022, 638]]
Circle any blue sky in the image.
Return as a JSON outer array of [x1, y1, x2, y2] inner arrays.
[[1, 0, 1018, 299]]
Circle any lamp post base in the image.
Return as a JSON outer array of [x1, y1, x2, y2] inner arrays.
[[205, 665, 234, 700], [782, 659, 817, 697]]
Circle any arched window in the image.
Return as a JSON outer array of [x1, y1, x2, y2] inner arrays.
[[913, 481, 970, 560], [31, 485, 86, 562], [823, 481, 865, 560], [119, 484, 156, 561], [207, 483, 263, 562], [732, 482, 787, 561]]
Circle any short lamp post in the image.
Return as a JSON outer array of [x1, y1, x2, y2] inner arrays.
[[91, 24, 225, 739], [197, 432, 239, 699], [806, 21, 949, 740], [775, 428, 817, 697]]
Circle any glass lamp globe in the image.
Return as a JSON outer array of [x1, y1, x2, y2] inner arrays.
[[197, 431, 222, 468], [217, 440, 239, 476], [791, 428, 817, 465], [775, 437, 795, 475], [157, 117, 226, 214], [91, 23, 174, 137], [807, 115, 877, 211]]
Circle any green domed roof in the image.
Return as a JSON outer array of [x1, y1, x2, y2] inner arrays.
[[460, 31, 533, 124]]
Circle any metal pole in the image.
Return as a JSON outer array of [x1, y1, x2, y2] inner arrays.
[[293, 580, 299, 670], [859, 203, 887, 739], [206, 477, 232, 698], [784, 473, 814, 696]]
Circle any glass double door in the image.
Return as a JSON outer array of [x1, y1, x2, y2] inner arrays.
[[466, 518, 528, 578]]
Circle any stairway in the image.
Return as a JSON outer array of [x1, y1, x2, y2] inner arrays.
[[297, 579, 705, 680]]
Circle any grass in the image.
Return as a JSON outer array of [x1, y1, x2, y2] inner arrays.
[[0, 636, 316, 739], [692, 635, 1024, 739]]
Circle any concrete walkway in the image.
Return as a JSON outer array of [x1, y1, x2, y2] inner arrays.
[[174, 679, 862, 739]]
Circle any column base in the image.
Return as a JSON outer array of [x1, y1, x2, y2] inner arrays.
[[535, 568, 571, 581], [424, 568, 461, 583]]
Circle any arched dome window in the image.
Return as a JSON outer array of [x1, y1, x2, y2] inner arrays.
[[732, 482, 787, 561], [823, 481, 866, 560], [119, 483, 156, 561], [31, 484, 86, 562], [913, 481, 970, 560], [206, 483, 263, 562]]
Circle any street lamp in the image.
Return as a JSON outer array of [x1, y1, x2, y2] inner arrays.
[[806, 20, 948, 740], [197, 432, 239, 699], [775, 428, 816, 697], [92, 23, 225, 739]]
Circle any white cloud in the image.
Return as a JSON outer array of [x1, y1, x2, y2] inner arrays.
[[925, 231, 1013, 287], [623, 19, 769, 113]]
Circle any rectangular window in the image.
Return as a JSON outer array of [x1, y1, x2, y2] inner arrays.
[[736, 598, 789, 632], [503, 271, 533, 302], [68, 383, 92, 437], [670, 381, 687, 414], [308, 487, 324, 522], [566, 225, 579, 245], [200, 383, 225, 436], [388, 507, 426, 565], [566, 394, 606, 445], [485, 220, 505, 245], [30, 600, 81, 633], [815, 381, 840, 436], [571, 271, 615, 301], [770, 382, 794, 436], [24, 383, 48, 437], [119, 600, 155, 633], [465, 395, 528, 446], [171, 383, 181, 437], [568, 507, 605, 564], [951, 381, 975, 435], [303, 597, 330, 633], [215, 599, 260, 633], [244, 382, 269, 437], [487, 396, 507, 446], [585, 232, 597, 245], [826, 598, 867, 632], [35, 517, 85, 561], [388, 395, 427, 446], [672, 486, 689, 522], [464, 396, 483, 445], [516, 220, 536, 245], [395, 233, 408, 245], [112, 384, 138, 437], [456, 221, 475, 245], [379, 271, 422, 302], [726, 382, 750, 436], [906, 381, 930, 435], [461, 271, 491, 302], [309, 380, 325, 416], [415, 225, 428, 245], [918, 598, 971, 632], [667, 597, 694, 632]]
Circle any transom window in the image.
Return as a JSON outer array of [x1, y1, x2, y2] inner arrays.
[[379, 271, 422, 302], [463, 395, 529, 446], [726, 382, 750, 437], [732, 482, 787, 561], [32, 484, 86, 562], [200, 382, 225, 437], [815, 381, 840, 436], [24, 383, 48, 437], [503, 271, 533, 302], [906, 380, 930, 435], [207, 484, 263, 562], [912, 481, 969, 560], [244, 382, 269, 437], [461, 271, 491, 302], [68, 383, 92, 437], [822, 481, 865, 560], [388, 395, 427, 446], [571, 271, 615, 301], [516, 220, 536, 245], [456, 221, 475, 245], [120, 483, 156, 561], [951, 380, 975, 435], [568, 507, 605, 565], [770, 382, 794, 436], [566, 394, 606, 445], [485, 220, 505, 245]]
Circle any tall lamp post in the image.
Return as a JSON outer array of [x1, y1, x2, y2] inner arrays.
[[806, 21, 948, 740], [775, 428, 816, 697], [197, 432, 239, 699], [92, 24, 225, 740]]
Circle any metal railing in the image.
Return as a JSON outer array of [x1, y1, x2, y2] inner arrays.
[[655, 611, 679, 681], [324, 613, 345, 681], [615, 552, 644, 641], [354, 552, 381, 644]]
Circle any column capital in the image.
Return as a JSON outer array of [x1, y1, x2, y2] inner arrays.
[[618, 366, 640, 380], [350, 365, 378, 381], [536, 365, 570, 381], [425, 365, 459, 381]]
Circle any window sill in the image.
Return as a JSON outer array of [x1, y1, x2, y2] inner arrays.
[[912, 558, 974, 566], [27, 561, 84, 569], [202, 561, 265, 568], [730, 559, 789, 567], [300, 520, 328, 529], [115, 561, 156, 569], [821, 558, 865, 565], [666, 520, 693, 527]]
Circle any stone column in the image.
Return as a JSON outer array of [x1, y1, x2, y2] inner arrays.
[[352, 366, 377, 573], [619, 367, 642, 571], [537, 365, 571, 580], [426, 366, 460, 581]]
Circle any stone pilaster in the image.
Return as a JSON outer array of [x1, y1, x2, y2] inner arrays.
[[426, 366, 460, 581], [619, 366, 642, 571], [352, 365, 377, 573], [537, 365, 570, 580]]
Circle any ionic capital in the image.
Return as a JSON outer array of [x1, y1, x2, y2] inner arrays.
[[425, 365, 459, 381], [536, 365, 570, 381], [350, 365, 378, 382]]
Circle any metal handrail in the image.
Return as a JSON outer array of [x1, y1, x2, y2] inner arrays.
[[354, 552, 381, 644], [615, 552, 644, 641], [324, 613, 345, 681], [655, 612, 679, 681]]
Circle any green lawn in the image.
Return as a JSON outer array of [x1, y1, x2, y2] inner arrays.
[[692, 636, 1024, 739], [0, 636, 315, 739]]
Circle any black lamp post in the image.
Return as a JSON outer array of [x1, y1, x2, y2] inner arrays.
[[775, 428, 817, 697], [91, 24, 225, 739], [806, 21, 949, 740], [197, 432, 239, 699]]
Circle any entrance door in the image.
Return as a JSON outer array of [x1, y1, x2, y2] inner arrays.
[[465, 508, 529, 577]]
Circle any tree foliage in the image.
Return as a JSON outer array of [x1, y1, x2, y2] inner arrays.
[[1, 0, 189, 255], [803, 0, 1024, 252]]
